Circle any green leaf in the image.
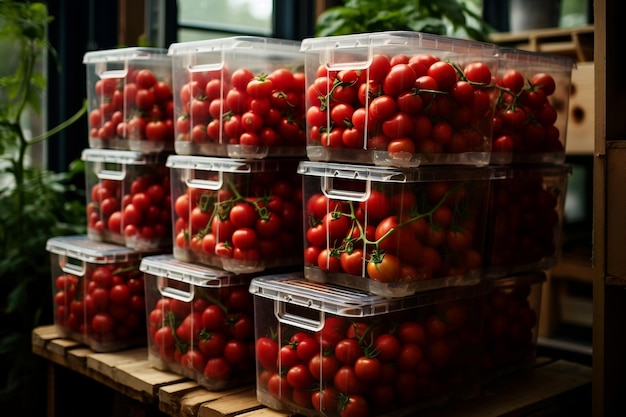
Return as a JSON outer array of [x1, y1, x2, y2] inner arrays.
[[315, 8, 366, 36], [315, 0, 490, 40], [408, 18, 448, 36], [438, 3, 467, 27], [367, 10, 411, 32]]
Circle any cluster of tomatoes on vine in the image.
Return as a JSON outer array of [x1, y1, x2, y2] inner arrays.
[[174, 66, 307, 148], [304, 179, 485, 284], [305, 53, 496, 158], [147, 285, 256, 386], [173, 170, 303, 267], [88, 68, 175, 144], [53, 263, 146, 348], [87, 167, 172, 247], [491, 69, 562, 155], [255, 298, 480, 417]]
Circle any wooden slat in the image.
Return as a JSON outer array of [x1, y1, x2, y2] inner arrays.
[[197, 388, 264, 417], [32, 326, 593, 417], [489, 25, 594, 62], [48, 338, 82, 357], [32, 324, 63, 346], [66, 347, 94, 371], [160, 384, 253, 417], [566, 62, 596, 155], [31, 326, 90, 367], [32, 325, 67, 364], [159, 381, 205, 417], [489, 25, 595, 44], [114, 359, 187, 396], [86, 348, 148, 380], [417, 360, 591, 417], [235, 409, 296, 417]]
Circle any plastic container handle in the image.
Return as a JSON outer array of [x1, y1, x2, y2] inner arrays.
[[184, 170, 224, 190], [319, 48, 371, 72], [59, 255, 86, 276], [94, 162, 127, 181], [157, 276, 195, 302], [97, 70, 127, 79], [321, 176, 371, 202], [95, 61, 127, 79], [187, 62, 224, 73], [275, 300, 324, 332]]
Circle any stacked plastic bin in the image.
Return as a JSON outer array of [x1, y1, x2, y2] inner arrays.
[[45, 47, 176, 353], [45, 33, 576, 414], [81, 47, 175, 251], [46, 235, 151, 352], [137, 36, 308, 391], [481, 47, 576, 381], [246, 31, 500, 417], [164, 36, 307, 274]]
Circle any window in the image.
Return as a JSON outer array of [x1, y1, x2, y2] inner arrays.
[[168, 0, 316, 43], [178, 0, 273, 41]]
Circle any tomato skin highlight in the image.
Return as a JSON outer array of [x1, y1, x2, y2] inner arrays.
[[383, 64, 417, 97], [340, 248, 364, 276], [340, 394, 370, 417], [334, 365, 367, 395], [308, 352, 340, 381], [367, 252, 402, 283], [354, 356, 382, 381]]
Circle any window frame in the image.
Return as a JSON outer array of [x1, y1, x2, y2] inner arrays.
[[147, 0, 317, 45]]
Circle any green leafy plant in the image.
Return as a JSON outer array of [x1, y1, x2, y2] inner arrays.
[[0, 1, 86, 415], [315, 0, 493, 41]]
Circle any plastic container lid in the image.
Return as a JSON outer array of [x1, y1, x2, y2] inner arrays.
[[498, 47, 576, 70], [166, 155, 296, 173], [140, 254, 255, 288], [45, 235, 142, 263], [300, 30, 499, 56], [490, 270, 547, 288], [167, 36, 301, 57], [249, 273, 486, 318], [298, 160, 495, 183], [83, 47, 169, 64], [81, 148, 164, 165]]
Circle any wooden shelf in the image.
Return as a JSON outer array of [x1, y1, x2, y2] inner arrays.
[[539, 255, 593, 341], [489, 25, 594, 62], [550, 256, 594, 284], [32, 325, 592, 417]]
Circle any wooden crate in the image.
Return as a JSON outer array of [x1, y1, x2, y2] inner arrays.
[[566, 62, 595, 154]]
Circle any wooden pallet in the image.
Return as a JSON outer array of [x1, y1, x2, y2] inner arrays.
[[32, 325, 592, 417]]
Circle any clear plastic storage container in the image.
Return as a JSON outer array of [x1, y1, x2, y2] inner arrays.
[[300, 31, 500, 167], [490, 48, 576, 164], [298, 160, 492, 297], [168, 36, 306, 158], [141, 254, 257, 390], [481, 271, 546, 382], [250, 273, 486, 416], [83, 47, 174, 153], [82, 148, 172, 252], [47, 235, 147, 352], [167, 155, 303, 273], [483, 164, 571, 278]]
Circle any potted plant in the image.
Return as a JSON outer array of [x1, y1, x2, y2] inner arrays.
[[315, 0, 493, 41], [0, 2, 86, 416]]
